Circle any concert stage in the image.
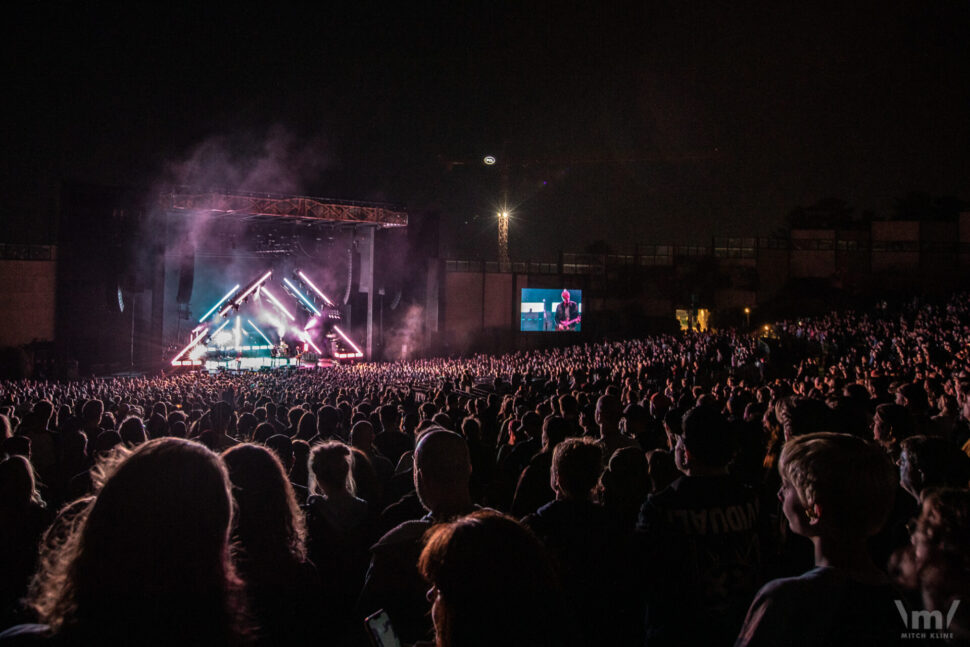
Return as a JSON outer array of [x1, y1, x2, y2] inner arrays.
[[157, 188, 407, 369], [169, 268, 365, 370]]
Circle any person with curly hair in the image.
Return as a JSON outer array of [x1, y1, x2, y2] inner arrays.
[[1, 438, 250, 646]]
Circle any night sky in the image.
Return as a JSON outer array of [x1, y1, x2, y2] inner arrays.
[[5, 2, 969, 258]]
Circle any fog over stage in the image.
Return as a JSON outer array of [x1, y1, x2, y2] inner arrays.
[[159, 189, 407, 369]]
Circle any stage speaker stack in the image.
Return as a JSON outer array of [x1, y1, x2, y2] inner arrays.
[[176, 246, 195, 305]]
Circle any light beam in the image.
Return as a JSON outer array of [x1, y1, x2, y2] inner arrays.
[[200, 284, 240, 323], [297, 270, 335, 306], [283, 277, 322, 315], [261, 287, 295, 321]]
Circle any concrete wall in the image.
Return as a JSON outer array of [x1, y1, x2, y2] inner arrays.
[[442, 271, 485, 350], [789, 229, 835, 278], [483, 273, 515, 329], [756, 248, 789, 302], [0, 257, 57, 346], [871, 221, 919, 274]]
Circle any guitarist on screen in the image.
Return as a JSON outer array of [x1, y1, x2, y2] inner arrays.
[[555, 289, 581, 331]]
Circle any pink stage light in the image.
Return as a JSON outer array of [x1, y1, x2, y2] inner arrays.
[[297, 270, 335, 307], [304, 316, 319, 331], [333, 325, 364, 357], [300, 331, 322, 355], [218, 271, 272, 318], [260, 287, 295, 321], [170, 329, 208, 366]]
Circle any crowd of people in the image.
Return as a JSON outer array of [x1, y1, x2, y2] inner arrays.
[[2, 294, 970, 645]]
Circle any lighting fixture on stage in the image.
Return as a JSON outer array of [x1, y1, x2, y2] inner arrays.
[[170, 328, 209, 366], [283, 277, 321, 316], [261, 286, 296, 321], [219, 272, 272, 318], [208, 317, 232, 341], [247, 319, 273, 345], [300, 331, 323, 355], [297, 271, 336, 307], [332, 325, 364, 359], [200, 284, 241, 323]]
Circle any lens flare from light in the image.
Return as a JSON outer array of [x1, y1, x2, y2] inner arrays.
[[170, 328, 208, 365]]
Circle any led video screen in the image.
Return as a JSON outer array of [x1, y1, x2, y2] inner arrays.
[[520, 288, 583, 332]]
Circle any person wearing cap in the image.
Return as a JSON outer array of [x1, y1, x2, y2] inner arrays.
[[636, 405, 761, 647]]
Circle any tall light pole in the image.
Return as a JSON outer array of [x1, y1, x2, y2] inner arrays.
[[485, 153, 512, 272], [498, 210, 510, 271]]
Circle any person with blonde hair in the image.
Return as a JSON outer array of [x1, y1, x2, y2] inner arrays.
[[737, 432, 906, 646]]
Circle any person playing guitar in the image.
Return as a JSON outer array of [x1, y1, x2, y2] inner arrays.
[[555, 289, 581, 331]]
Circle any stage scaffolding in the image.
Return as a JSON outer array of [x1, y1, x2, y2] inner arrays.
[[157, 188, 408, 361]]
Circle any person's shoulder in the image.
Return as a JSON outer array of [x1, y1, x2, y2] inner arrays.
[[371, 518, 433, 551], [644, 475, 686, 504], [528, 450, 553, 469], [754, 567, 871, 608], [753, 571, 819, 602]]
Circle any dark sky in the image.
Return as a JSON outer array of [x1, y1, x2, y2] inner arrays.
[[5, 2, 969, 258]]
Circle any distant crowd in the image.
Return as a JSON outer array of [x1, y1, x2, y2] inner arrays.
[[2, 294, 970, 646]]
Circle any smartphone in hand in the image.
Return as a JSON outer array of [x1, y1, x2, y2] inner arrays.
[[365, 610, 402, 647]]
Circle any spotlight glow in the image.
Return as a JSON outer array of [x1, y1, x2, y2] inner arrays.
[[219, 271, 272, 318], [300, 331, 322, 355], [208, 317, 232, 342], [170, 328, 208, 365], [247, 319, 273, 345], [261, 287, 295, 321], [297, 271, 335, 306], [333, 325, 364, 357], [283, 277, 321, 315], [200, 284, 240, 323]]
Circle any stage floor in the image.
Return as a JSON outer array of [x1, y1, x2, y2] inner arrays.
[[202, 357, 334, 372]]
